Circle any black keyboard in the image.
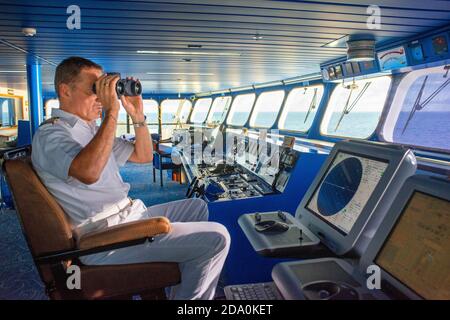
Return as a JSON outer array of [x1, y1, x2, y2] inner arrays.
[[224, 282, 283, 300]]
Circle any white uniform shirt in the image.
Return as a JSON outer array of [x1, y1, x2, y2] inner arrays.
[[31, 108, 135, 229]]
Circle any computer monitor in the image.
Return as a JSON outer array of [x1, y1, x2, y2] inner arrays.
[[306, 152, 388, 235], [361, 175, 450, 299], [295, 140, 417, 256]]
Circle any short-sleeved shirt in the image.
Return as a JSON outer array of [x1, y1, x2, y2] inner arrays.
[[31, 108, 135, 228]]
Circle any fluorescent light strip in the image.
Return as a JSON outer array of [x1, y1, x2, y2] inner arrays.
[[0, 70, 26, 73], [137, 50, 241, 56], [146, 72, 214, 76]]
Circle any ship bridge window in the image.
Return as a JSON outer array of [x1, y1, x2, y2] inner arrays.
[[161, 99, 192, 124], [190, 98, 212, 123], [143, 99, 159, 134], [279, 85, 324, 132], [124, 99, 158, 135], [321, 76, 391, 139], [44, 99, 59, 119], [226, 93, 255, 126], [207, 96, 232, 125], [382, 65, 450, 152], [160, 99, 192, 139], [250, 90, 285, 128]]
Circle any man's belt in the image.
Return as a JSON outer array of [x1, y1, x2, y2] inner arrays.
[[90, 197, 133, 223], [75, 197, 133, 236]]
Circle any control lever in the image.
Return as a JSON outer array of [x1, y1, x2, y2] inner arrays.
[[277, 210, 286, 222], [186, 177, 200, 198]]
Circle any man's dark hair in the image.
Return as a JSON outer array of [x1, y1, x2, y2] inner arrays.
[[54, 56, 103, 98]]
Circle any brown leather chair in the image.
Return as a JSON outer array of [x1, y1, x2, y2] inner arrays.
[[4, 157, 181, 300]]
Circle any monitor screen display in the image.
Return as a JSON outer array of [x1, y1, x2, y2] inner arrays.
[[306, 152, 389, 235], [375, 191, 450, 300]]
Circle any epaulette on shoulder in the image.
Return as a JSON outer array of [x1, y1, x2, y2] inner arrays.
[[39, 117, 60, 127]]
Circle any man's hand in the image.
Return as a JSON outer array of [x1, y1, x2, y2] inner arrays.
[[95, 74, 120, 116], [120, 77, 145, 123]]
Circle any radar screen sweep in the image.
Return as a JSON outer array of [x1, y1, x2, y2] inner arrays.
[[376, 191, 450, 300], [306, 152, 388, 234]]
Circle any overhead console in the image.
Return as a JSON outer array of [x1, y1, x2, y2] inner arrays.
[[321, 27, 450, 81], [238, 140, 417, 258]]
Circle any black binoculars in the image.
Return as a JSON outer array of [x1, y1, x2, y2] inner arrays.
[[92, 73, 142, 98]]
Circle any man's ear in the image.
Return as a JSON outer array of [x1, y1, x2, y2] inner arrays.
[[58, 83, 71, 99]]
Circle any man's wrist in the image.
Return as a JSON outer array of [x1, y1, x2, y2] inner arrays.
[[131, 114, 146, 124], [105, 110, 119, 122], [132, 114, 147, 128]]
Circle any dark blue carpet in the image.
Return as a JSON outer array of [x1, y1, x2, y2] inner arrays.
[[0, 163, 186, 300]]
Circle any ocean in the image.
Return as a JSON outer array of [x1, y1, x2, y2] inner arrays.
[[116, 110, 449, 151]]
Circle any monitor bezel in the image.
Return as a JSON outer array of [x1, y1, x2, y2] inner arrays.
[[359, 174, 450, 300], [295, 140, 415, 255]]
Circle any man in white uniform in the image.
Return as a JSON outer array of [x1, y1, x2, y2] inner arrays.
[[31, 57, 230, 300]]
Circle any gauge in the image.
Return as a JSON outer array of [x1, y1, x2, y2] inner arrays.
[[410, 42, 424, 61], [432, 35, 448, 55]]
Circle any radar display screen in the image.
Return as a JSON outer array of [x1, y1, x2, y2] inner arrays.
[[375, 191, 450, 300], [306, 152, 388, 235]]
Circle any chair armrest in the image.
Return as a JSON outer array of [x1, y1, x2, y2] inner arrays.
[[34, 217, 171, 264], [78, 217, 171, 250]]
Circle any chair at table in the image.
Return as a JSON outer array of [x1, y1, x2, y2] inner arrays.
[[152, 134, 182, 187]]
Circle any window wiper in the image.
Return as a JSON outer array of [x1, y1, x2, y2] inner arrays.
[[304, 88, 318, 123], [334, 81, 371, 131], [402, 74, 450, 134]]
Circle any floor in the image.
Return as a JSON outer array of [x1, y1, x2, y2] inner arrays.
[[0, 163, 187, 300]]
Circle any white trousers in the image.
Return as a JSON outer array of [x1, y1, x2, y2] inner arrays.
[[80, 198, 230, 300]]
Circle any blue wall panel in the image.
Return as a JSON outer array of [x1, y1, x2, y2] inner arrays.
[[207, 150, 328, 284]]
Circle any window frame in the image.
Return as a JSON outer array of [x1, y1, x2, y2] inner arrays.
[[160, 99, 192, 125], [380, 66, 450, 154], [226, 93, 256, 126], [206, 96, 232, 125], [249, 90, 286, 128], [190, 97, 213, 124], [142, 99, 159, 125], [319, 75, 392, 140], [278, 84, 324, 133]]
